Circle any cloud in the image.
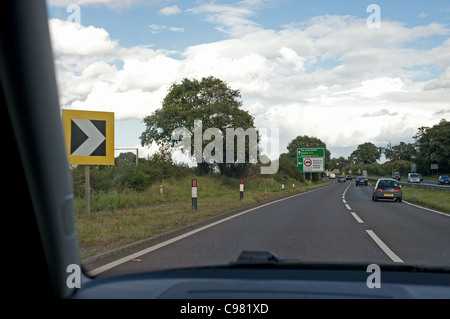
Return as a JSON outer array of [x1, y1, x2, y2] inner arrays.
[[48, 10, 450, 158], [49, 19, 118, 56], [47, 0, 148, 9], [424, 67, 450, 90], [170, 27, 185, 32], [159, 5, 181, 16], [149, 24, 166, 34], [362, 109, 399, 117], [188, 2, 263, 37]]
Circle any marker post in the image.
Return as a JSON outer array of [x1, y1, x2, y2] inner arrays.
[[192, 179, 197, 210], [240, 179, 244, 200]]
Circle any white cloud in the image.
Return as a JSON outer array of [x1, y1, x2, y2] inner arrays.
[[159, 5, 181, 16], [170, 27, 185, 32], [149, 24, 166, 34], [48, 12, 450, 159], [49, 19, 117, 56], [424, 67, 450, 90]]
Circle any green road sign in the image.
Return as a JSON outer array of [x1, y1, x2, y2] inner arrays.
[[297, 148, 325, 172]]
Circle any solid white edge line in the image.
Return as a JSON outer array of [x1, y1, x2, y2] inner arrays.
[[86, 183, 334, 276], [403, 200, 449, 217], [350, 212, 364, 223], [366, 230, 403, 263]]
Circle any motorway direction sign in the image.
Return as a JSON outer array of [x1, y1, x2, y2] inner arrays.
[[297, 148, 324, 172], [62, 110, 114, 165]]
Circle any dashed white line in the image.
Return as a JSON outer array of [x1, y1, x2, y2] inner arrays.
[[366, 230, 404, 263], [345, 203, 352, 210], [350, 212, 364, 223]]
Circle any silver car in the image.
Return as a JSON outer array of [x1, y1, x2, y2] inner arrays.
[[372, 178, 402, 202], [407, 173, 421, 183]]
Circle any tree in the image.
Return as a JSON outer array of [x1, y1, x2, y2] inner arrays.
[[413, 119, 450, 174], [350, 142, 381, 164], [383, 142, 417, 162], [140, 76, 259, 176]]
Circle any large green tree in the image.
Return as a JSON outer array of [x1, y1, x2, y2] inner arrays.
[[140, 76, 259, 176], [413, 118, 450, 174], [383, 141, 417, 162], [350, 142, 381, 164]]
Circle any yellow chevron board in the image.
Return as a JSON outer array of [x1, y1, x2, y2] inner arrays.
[[62, 109, 114, 165]]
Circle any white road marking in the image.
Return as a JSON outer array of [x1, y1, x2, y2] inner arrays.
[[404, 200, 449, 217], [366, 230, 403, 263], [350, 212, 364, 223], [345, 203, 352, 210]]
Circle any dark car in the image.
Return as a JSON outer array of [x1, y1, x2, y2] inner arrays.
[[372, 178, 402, 202], [355, 176, 368, 186], [346, 175, 352, 180], [392, 172, 401, 180], [438, 176, 450, 185]]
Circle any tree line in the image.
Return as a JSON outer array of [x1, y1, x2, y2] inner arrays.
[[71, 76, 448, 195]]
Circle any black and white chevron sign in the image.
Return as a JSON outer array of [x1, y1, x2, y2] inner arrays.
[[70, 119, 106, 156]]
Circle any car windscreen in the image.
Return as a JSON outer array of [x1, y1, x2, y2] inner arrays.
[[44, 0, 450, 280]]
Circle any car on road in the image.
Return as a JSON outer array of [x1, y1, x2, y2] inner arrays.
[[391, 172, 401, 180], [438, 175, 450, 185], [338, 176, 346, 183], [407, 173, 421, 183], [372, 178, 402, 202], [346, 175, 352, 180], [329, 172, 336, 179], [355, 176, 368, 186]]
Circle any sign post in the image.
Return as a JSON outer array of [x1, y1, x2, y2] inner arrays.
[[62, 110, 115, 216]]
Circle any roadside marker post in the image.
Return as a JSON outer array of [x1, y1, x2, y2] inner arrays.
[[264, 185, 268, 197], [160, 185, 163, 197], [192, 179, 197, 210], [240, 179, 244, 200], [292, 181, 295, 189], [282, 181, 285, 190]]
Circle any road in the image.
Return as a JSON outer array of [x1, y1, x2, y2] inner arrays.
[[92, 180, 450, 277]]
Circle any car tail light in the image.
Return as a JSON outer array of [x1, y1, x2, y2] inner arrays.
[[377, 188, 382, 192], [395, 189, 400, 192]]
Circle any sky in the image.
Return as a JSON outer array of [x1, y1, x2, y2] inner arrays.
[[46, 0, 450, 164]]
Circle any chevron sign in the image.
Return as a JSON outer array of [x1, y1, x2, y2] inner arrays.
[[62, 110, 114, 165]]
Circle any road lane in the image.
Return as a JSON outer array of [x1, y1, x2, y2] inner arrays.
[[345, 180, 450, 266], [95, 181, 392, 277]]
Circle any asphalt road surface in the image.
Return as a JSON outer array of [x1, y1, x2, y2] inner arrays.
[[93, 180, 450, 278]]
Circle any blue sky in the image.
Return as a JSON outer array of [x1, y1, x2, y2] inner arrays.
[[46, 0, 450, 162]]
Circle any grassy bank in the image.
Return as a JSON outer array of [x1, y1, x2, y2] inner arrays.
[[75, 175, 332, 259]]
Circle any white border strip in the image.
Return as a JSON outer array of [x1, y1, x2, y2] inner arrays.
[[366, 230, 403, 263], [403, 200, 449, 217]]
